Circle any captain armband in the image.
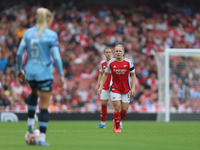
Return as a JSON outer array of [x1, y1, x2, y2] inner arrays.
[[129, 66, 135, 71]]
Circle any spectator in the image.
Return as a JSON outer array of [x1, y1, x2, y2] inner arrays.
[[115, 22, 124, 34], [184, 27, 195, 44], [142, 42, 155, 58], [70, 91, 81, 112], [0, 51, 8, 74], [169, 15, 180, 27], [16, 24, 26, 38], [94, 37, 107, 54], [62, 9, 72, 21], [6, 7, 16, 22], [6, 56, 16, 71], [102, 23, 115, 36], [155, 18, 168, 31], [85, 38, 97, 53], [146, 72, 158, 90], [98, 6, 107, 18], [17, 9, 27, 22], [6, 37, 16, 51]]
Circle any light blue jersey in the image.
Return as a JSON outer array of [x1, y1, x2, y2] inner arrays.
[[17, 26, 63, 81]]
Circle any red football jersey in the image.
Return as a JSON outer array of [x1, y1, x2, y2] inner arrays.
[[105, 58, 135, 94], [99, 60, 112, 90]]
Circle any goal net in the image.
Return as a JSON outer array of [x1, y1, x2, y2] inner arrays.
[[155, 48, 200, 122]]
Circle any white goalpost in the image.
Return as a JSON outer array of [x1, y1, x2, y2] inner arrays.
[[155, 48, 200, 122]]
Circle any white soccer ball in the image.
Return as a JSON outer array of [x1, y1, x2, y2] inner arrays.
[[25, 129, 40, 145]]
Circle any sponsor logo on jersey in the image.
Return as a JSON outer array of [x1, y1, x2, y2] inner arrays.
[[113, 69, 127, 74], [113, 97, 116, 99]]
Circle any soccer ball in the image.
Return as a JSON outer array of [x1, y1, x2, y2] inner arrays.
[[25, 129, 40, 145]]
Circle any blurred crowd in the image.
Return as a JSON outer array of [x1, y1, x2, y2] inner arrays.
[[0, 0, 200, 113]]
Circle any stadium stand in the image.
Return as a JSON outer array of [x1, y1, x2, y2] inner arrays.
[[0, 0, 200, 113]]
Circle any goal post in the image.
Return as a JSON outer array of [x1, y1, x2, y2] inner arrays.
[[155, 48, 200, 122], [165, 48, 170, 122]]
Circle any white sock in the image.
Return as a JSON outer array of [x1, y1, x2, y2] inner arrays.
[[39, 133, 46, 142], [101, 121, 106, 125], [27, 118, 35, 126], [120, 122, 122, 125]]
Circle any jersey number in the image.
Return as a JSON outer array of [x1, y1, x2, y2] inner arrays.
[[30, 39, 39, 57], [127, 92, 130, 98]]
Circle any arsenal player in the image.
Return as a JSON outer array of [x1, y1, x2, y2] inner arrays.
[[98, 44, 136, 133], [95, 47, 116, 128]]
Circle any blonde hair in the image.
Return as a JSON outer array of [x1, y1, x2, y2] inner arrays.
[[36, 8, 52, 36], [114, 44, 124, 51]]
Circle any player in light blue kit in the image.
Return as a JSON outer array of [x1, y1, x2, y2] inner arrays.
[[16, 8, 64, 146]]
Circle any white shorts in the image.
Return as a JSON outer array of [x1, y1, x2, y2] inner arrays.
[[100, 90, 110, 100], [110, 92, 131, 103]]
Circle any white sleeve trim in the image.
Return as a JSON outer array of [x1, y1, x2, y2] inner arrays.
[[20, 38, 26, 46]]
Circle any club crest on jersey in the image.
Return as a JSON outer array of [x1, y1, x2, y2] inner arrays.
[[113, 66, 116, 68], [124, 65, 127, 67]]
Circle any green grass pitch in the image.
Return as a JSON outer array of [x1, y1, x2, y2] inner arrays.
[[0, 121, 200, 150]]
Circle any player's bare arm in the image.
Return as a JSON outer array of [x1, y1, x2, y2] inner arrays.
[[95, 72, 103, 92], [130, 72, 136, 96], [59, 75, 65, 87], [97, 72, 109, 96], [17, 70, 26, 83]]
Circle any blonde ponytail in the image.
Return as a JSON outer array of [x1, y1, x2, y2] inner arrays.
[[36, 8, 52, 36]]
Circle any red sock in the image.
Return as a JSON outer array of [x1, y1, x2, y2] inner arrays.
[[114, 112, 121, 129], [121, 111, 127, 120], [100, 105, 107, 122]]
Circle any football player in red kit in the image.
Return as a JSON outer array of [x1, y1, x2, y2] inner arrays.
[[98, 44, 136, 133], [95, 47, 113, 128]]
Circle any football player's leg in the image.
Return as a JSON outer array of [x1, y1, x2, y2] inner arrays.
[[95, 100, 108, 128], [38, 91, 51, 146], [27, 82, 38, 132], [111, 92, 121, 130], [96, 90, 109, 128], [121, 103, 128, 120], [112, 100, 121, 130], [120, 93, 130, 128], [101, 100, 108, 124]]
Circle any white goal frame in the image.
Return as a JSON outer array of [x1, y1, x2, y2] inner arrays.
[[160, 48, 200, 122]]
